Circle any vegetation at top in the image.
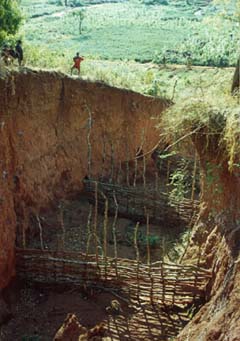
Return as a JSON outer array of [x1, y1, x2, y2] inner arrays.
[[11, 0, 239, 67], [1, 0, 239, 171], [0, 0, 22, 43], [0, 0, 239, 222]]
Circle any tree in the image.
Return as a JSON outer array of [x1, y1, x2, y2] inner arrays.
[[0, 0, 22, 44], [72, 9, 85, 35]]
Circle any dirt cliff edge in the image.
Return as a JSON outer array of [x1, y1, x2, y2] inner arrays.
[[177, 130, 240, 341], [0, 70, 168, 290]]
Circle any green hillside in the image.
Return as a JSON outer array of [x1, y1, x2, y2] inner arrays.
[[18, 0, 239, 67]]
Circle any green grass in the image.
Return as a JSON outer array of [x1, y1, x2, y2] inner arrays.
[[12, 0, 240, 167], [21, 49, 234, 102], [20, 0, 63, 18], [18, 1, 240, 66]]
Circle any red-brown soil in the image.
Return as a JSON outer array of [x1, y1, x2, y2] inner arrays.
[[53, 313, 108, 341], [22, 196, 183, 263], [1, 69, 240, 341], [175, 132, 240, 340], [0, 281, 124, 340], [0, 69, 169, 291]]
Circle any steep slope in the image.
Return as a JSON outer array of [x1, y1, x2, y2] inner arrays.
[[177, 129, 240, 341], [0, 69, 168, 290]]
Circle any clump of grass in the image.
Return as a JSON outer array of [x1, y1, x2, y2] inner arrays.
[[160, 77, 240, 172], [0, 59, 8, 78], [224, 106, 240, 171]]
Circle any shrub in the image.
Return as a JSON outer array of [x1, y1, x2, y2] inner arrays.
[[0, 0, 22, 45]]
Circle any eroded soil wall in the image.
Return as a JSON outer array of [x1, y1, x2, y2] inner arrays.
[[0, 70, 168, 290], [177, 133, 240, 341]]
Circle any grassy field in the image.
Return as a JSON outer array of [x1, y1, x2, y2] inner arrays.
[[16, 1, 236, 106], [20, 57, 233, 103], [3, 1, 239, 184], [19, 0, 240, 67], [7, 0, 239, 136]]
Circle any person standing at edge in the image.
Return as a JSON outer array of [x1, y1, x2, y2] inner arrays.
[[15, 40, 23, 66], [71, 52, 84, 76]]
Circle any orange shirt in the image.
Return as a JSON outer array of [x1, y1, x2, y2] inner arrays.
[[73, 56, 84, 68]]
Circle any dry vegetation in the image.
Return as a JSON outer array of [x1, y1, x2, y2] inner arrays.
[[159, 67, 240, 171]]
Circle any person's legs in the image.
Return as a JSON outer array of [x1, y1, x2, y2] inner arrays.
[[71, 66, 80, 75]]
